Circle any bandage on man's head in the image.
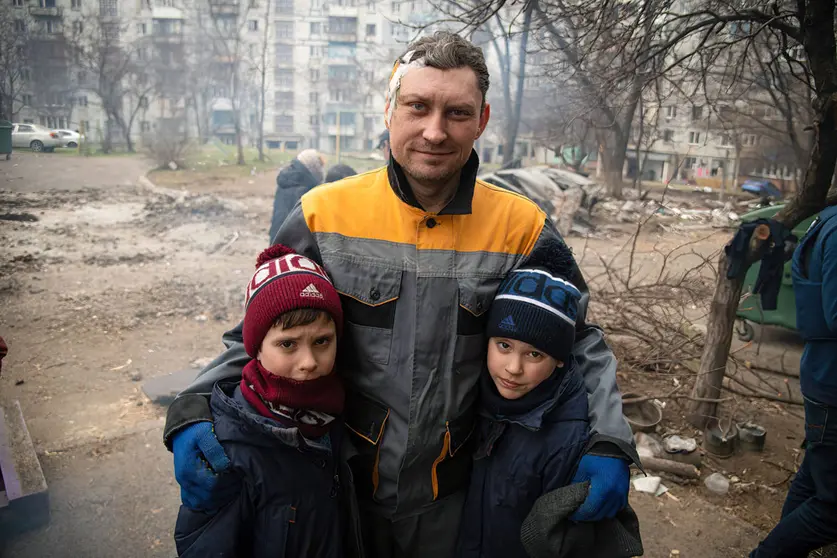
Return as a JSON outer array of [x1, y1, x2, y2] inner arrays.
[[384, 31, 490, 127]]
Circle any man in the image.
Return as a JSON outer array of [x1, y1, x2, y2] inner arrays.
[[378, 129, 391, 160], [166, 32, 637, 557], [751, 205, 837, 557], [268, 149, 326, 242]]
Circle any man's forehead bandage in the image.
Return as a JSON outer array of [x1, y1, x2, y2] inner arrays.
[[385, 50, 426, 126]]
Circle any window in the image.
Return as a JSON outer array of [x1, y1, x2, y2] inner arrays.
[[742, 134, 757, 147], [275, 91, 294, 110], [691, 105, 703, 121], [275, 0, 293, 13], [14, 19, 25, 32], [58, 117, 66, 129], [72, 21, 83, 34], [275, 114, 294, 132], [275, 20, 294, 38], [310, 68, 320, 81], [309, 91, 319, 103], [688, 131, 702, 145], [136, 47, 148, 61], [71, 0, 82, 8], [662, 129, 674, 142], [309, 45, 323, 57], [309, 114, 319, 125], [77, 70, 87, 83], [141, 121, 151, 132], [310, 22, 321, 35], [45, 20, 59, 33], [248, 20, 258, 31], [78, 95, 89, 106], [139, 97, 149, 109], [21, 68, 30, 81], [275, 68, 294, 88], [13, 0, 24, 7], [366, 23, 376, 36], [19, 124, 35, 133], [39, 0, 56, 7], [276, 43, 293, 60], [720, 133, 734, 147], [684, 156, 696, 169], [22, 94, 33, 106], [392, 1, 400, 13], [81, 120, 90, 131], [664, 106, 676, 119], [328, 16, 357, 34], [159, 0, 175, 5], [99, 0, 117, 16], [137, 22, 147, 34]]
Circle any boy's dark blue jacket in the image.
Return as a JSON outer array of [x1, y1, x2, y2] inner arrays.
[[792, 204, 837, 407], [458, 363, 590, 558], [174, 381, 363, 558]]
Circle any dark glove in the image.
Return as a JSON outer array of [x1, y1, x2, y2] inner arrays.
[[172, 421, 239, 513], [569, 454, 629, 522]]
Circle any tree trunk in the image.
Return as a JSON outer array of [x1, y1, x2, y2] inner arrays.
[[501, 2, 534, 166], [688, 252, 743, 428], [605, 129, 631, 198]]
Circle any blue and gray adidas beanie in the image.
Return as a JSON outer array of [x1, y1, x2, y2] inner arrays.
[[486, 240, 581, 364]]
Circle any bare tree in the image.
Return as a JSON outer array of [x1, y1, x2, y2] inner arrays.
[[253, 0, 271, 162], [65, 13, 138, 152], [0, 10, 33, 121], [196, 0, 261, 165], [638, 0, 837, 426]]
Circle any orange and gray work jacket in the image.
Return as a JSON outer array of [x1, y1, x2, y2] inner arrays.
[[164, 152, 639, 520]]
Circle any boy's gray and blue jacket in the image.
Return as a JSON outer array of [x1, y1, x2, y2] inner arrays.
[[165, 152, 639, 520], [174, 382, 363, 558], [457, 365, 589, 558]]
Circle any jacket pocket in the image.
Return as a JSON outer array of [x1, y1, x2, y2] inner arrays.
[[333, 263, 402, 365], [457, 278, 499, 335], [431, 411, 476, 500], [344, 391, 391, 499], [803, 396, 830, 446]]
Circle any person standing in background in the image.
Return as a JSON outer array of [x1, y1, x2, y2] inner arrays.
[[268, 149, 326, 242]]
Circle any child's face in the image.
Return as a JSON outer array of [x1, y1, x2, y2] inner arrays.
[[486, 337, 561, 400], [258, 313, 337, 381]]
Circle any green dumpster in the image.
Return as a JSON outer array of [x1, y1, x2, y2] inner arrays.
[[0, 120, 12, 160], [735, 204, 817, 341]]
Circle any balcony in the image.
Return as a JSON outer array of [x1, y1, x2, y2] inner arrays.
[[326, 125, 356, 136], [152, 33, 183, 44], [325, 4, 358, 17], [29, 5, 63, 16], [327, 31, 357, 43], [208, 0, 239, 15]]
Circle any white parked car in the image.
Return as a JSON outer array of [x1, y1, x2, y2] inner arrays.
[[11, 123, 62, 152], [54, 129, 84, 148]]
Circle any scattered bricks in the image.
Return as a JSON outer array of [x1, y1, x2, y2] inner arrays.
[[141, 368, 198, 406], [0, 400, 49, 539]]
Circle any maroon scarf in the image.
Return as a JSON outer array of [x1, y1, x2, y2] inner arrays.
[[240, 359, 344, 438]]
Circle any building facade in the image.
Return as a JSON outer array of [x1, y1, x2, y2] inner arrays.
[[10, 0, 432, 152]]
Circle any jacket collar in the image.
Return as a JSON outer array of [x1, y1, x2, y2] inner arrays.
[[386, 149, 481, 215], [480, 361, 586, 432], [210, 381, 333, 455]]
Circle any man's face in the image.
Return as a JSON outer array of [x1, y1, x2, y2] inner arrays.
[[388, 66, 490, 186], [257, 313, 337, 382]]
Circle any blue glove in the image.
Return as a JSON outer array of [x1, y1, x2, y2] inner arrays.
[[173, 421, 239, 512], [570, 454, 630, 522]]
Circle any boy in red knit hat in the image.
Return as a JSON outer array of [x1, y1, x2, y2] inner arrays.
[[174, 245, 360, 557]]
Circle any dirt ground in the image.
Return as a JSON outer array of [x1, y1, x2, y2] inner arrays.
[[0, 152, 823, 557]]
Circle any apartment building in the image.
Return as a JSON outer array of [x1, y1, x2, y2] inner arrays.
[[10, 0, 431, 152]]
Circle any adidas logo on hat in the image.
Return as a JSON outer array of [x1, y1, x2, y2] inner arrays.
[[300, 283, 323, 298], [499, 315, 516, 332]]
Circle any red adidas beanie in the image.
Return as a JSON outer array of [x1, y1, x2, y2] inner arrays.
[[242, 245, 343, 358]]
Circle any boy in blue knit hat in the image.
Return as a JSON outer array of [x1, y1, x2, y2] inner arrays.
[[457, 240, 643, 558]]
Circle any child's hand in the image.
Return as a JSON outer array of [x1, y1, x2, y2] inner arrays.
[[173, 421, 240, 513], [569, 454, 629, 521]]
